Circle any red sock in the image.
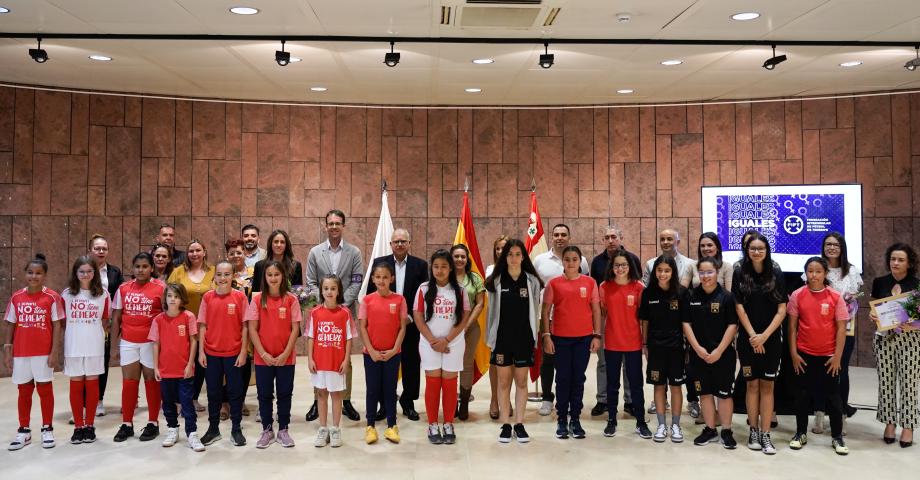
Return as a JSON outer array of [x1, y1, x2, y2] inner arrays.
[[424, 376, 443, 424], [122, 379, 140, 423], [36, 382, 54, 427], [17, 382, 35, 429], [84, 379, 100, 426], [441, 376, 458, 424], [70, 379, 86, 428], [145, 380, 161, 423]]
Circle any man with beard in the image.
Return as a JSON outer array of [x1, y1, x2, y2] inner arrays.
[[241, 224, 267, 268]]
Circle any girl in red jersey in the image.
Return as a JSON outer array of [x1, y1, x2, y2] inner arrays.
[[149, 283, 204, 452], [541, 246, 602, 440], [599, 248, 651, 439], [4, 254, 64, 451], [62, 255, 110, 445], [308, 275, 354, 448], [111, 252, 165, 443], [197, 260, 249, 447], [788, 257, 850, 455], [246, 260, 301, 449], [359, 263, 407, 445]]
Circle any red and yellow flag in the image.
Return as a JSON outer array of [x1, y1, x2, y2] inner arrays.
[[453, 191, 489, 384], [525, 191, 547, 382]]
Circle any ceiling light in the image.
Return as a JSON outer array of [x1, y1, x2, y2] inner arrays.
[[731, 12, 760, 21], [289, 56, 302, 63], [88, 55, 112, 61], [905, 47, 920, 71], [384, 41, 400, 67], [465, 88, 482, 93], [539, 42, 554, 69], [660, 59, 682, 66], [839, 60, 862, 68], [229, 7, 259, 15], [28, 37, 48, 63], [616, 89, 634, 94], [310, 86, 327, 92], [0, 7, 10, 14], [275, 40, 290, 66], [472, 58, 494, 64], [762, 45, 787, 70]]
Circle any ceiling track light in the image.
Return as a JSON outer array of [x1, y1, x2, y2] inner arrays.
[[905, 46, 920, 71], [28, 36, 48, 63], [275, 39, 290, 66], [762, 45, 787, 70], [539, 42, 554, 69], [384, 41, 400, 67]]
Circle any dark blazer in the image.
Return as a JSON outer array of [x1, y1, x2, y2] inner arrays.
[[104, 264, 124, 299], [251, 258, 304, 293], [171, 248, 187, 267], [366, 254, 428, 309]]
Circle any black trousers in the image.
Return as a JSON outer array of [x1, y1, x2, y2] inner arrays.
[[399, 324, 421, 405], [794, 350, 843, 438]]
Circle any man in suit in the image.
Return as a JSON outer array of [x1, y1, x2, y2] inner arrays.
[[366, 228, 428, 421], [89, 234, 124, 418], [305, 209, 365, 422]]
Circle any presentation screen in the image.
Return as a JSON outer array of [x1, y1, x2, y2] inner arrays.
[[701, 184, 863, 273]]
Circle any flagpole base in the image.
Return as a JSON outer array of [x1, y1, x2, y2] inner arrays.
[[528, 380, 543, 402]]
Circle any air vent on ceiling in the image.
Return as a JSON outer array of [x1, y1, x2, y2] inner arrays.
[[543, 7, 560, 26], [440, 5, 452, 25], [459, 6, 541, 28], [466, 0, 542, 4]]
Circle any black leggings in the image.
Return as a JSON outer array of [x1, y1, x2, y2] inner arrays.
[[794, 350, 843, 437]]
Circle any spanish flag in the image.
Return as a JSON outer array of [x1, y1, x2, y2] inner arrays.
[[453, 191, 489, 384]]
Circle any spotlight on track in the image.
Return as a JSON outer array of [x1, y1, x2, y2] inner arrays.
[[384, 41, 400, 67], [905, 46, 920, 71], [275, 40, 291, 66], [539, 42, 554, 69], [762, 45, 787, 71], [29, 37, 48, 63]]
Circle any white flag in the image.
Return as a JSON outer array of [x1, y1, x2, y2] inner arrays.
[[358, 190, 394, 302]]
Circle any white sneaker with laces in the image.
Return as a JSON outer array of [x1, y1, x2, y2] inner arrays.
[[187, 432, 206, 452], [314, 426, 329, 447], [538, 401, 553, 416], [653, 424, 668, 443], [747, 427, 762, 450], [40, 427, 55, 449], [162, 427, 179, 447], [670, 424, 684, 443], [329, 427, 343, 448], [95, 401, 106, 417], [761, 432, 777, 455]]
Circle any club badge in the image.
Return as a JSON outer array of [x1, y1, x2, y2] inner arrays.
[[820, 303, 830, 315], [279, 307, 287, 319], [710, 302, 720, 314], [580, 287, 587, 298], [227, 303, 236, 315], [519, 288, 528, 298], [178, 324, 186, 337], [742, 366, 752, 378], [627, 295, 635, 306], [669, 299, 679, 310], [389, 303, 397, 314]]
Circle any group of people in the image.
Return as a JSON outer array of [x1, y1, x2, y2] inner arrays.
[[3, 212, 919, 456]]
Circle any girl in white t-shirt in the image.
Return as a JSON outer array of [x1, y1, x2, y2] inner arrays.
[[61, 256, 110, 445]]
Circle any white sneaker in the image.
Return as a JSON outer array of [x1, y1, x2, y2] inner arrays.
[[162, 427, 179, 447], [96, 401, 106, 417], [653, 424, 668, 443], [538, 401, 553, 416], [670, 424, 684, 443], [329, 427, 343, 448], [747, 427, 762, 450], [40, 427, 55, 449], [8, 429, 31, 451], [314, 426, 329, 447], [187, 432, 206, 452], [761, 431, 777, 455]]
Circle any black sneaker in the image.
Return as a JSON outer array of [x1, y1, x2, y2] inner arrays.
[[230, 429, 246, 446], [591, 402, 607, 417], [555, 419, 569, 439], [845, 405, 858, 418], [499, 424, 513, 443], [570, 418, 586, 439], [83, 426, 97, 443], [427, 423, 443, 445], [636, 422, 653, 439], [305, 400, 319, 422], [442, 423, 456, 445], [138, 423, 159, 442], [694, 426, 719, 446], [720, 429, 737, 449], [113, 424, 134, 442], [513, 423, 530, 443], [200, 427, 222, 446], [70, 428, 84, 445], [604, 419, 618, 437]]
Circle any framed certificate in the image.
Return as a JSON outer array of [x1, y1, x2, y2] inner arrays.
[[869, 293, 913, 332]]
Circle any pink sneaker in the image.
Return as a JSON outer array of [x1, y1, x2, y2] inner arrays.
[[277, 429, 295, 448], [256, 429, 275, 449]]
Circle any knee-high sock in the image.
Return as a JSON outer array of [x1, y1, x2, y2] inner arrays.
[[441, 376, 458, 423], [144, 380, 161, 423], [70, 379, 86, 428], [425, 376, 443, 424], [17, 382, 35, 429], [36, 382, 54, 427], [84, 379, 100, 426], [122, 379, 140, 423]]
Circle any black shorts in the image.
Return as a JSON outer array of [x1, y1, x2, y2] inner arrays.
[[646, 346, 685, 386], [738, 338, 781, 381], [490, 349, 534, 368], [690, 348, 736, 399]]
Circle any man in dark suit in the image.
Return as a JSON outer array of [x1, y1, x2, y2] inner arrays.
[[366, 228, 428, 421], [89, 235, 124, 418]]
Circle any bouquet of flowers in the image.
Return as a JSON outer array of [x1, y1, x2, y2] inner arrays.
[[291, 285, 317, 312], [899, 290, 920, 331], [843, 291, 864, 319]]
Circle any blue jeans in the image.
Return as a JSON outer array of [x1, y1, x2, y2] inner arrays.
[[364, 353, 401, 427], [255, 364, 295, 431], [205, 354, 243, 429], [604, 350, 645, 420], [553, 335, 592, 420], [161, 377, 197, 435]]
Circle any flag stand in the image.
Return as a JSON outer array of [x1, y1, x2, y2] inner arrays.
[[526, 177, 544, 403]]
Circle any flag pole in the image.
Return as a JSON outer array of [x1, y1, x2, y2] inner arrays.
[[528, 177, 542, 403]]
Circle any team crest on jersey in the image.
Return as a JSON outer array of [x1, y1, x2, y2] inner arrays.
[[279, 307, 287, 319], [519, 288, 528, 298], [650, 370, 660, 381], [742, 366, 752, 378], [178, 324, 186, 337], [669, 299, 679, 310], [694, 381, 702, 393], [495, 354, 505, 364], [389, 303, 397, 314], [227, 303, 236, 315], [710, 302, 720, 314], [579, 287, 587, 298], [820, 303, 830, 315], [627, 295, 635, 306]]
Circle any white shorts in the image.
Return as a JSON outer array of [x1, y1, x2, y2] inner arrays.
[[64, 355, 105, 377], [311, 371, 346, 392], [419, 340, 465, 373], [119, 340, 155, 368], [12, 356, 54, 385]]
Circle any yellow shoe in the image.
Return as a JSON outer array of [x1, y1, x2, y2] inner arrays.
[[384, 426, 400, 444], [365, 426, 378, 444]]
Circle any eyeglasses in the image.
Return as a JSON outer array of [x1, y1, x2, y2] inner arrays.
[[612, 263, 630, 269], [824, 243, 841, 249], [748, 247, 766, 253], [92, 247, 108, 252]]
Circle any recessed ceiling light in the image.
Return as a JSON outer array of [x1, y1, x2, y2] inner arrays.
[[229, 7, 259, 15], [616, 89, 634, 94], [88, 55, 112, 62], [472, 58, 494, 64], [310, 86, 327, 92], [0, 7, 10, 14], [465, 88, 482, 93], [731, 12, 760, 21], [660, 59, 682, 66], [839, 60, 862, 68], [289, 56, 302, 63]]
